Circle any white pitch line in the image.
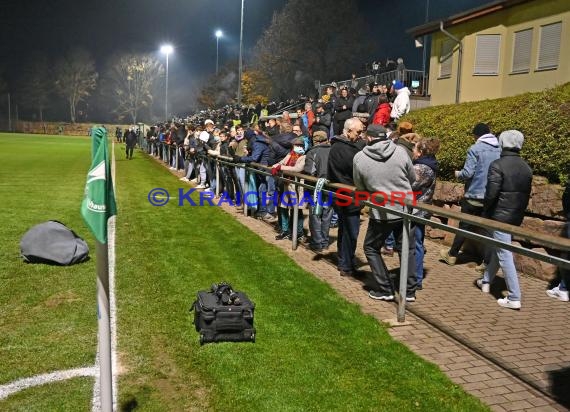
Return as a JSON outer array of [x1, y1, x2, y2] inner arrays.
[[0, 367, 96, 400]]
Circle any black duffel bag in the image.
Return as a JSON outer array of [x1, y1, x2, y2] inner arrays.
[[190, 282, 256, 345]]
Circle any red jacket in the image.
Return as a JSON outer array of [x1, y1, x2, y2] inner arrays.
[[372, 103, 391, 126]]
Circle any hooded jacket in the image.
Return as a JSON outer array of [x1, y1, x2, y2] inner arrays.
[[390, 87, 411, 120], [238, 135, 270, 165], [457, 133, 501, 200], [483, 150, 532, 226], [268, 132, 296, 165], [353, 139, 415, 220]]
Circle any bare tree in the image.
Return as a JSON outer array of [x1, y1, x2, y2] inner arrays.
[[17, 52, 52, 122], [54, 48, 98, 123], [252, 0, 373, 98], [102, 53, 163, 124]]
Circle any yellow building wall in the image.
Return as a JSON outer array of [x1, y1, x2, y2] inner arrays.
[[428, 0, 570, 106]]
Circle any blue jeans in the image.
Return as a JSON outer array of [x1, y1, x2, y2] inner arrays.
[[560, 223, 570, 291], [309, 205, 333, 249], [384, 232, 395, 249], [336, 211, 361, 272], [279, 208, 304, 236], [483, 230, 521, 301], [265, 176, 276, 215], [415, 225, 425, 286]]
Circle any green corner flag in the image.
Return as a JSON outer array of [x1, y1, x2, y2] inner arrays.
[[81, 126, 117, 243]]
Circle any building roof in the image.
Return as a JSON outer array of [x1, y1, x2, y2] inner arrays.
[[407, 0, 534, 37]]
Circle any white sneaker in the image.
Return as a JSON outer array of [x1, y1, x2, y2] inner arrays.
[[179, 177, 189, 181], [497, 297, 521, 310], [169, 166, 176, 170], [546, 286, 569, 302], [190, 178, 198, 183], [196, 184, 206, 189], [476, 278, 490, 293]]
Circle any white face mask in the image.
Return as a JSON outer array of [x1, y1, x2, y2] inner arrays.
[[293, 146, 305, 155]]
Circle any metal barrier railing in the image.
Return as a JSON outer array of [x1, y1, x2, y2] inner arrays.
[[189, 153, 570, 323]]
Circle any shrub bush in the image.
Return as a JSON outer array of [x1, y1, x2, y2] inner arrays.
[[402, 82, 570, 184]]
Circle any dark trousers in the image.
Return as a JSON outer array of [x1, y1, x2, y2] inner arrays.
[[336, 209, 361, 272], [449, 198, 492, 264], [364, 218, 417, 296], [126, 146, 134, 159]]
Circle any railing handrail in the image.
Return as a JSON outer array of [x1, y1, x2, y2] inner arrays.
[[207, 154, 570, 254]]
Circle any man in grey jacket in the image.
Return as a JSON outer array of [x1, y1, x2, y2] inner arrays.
[[440, 123, 500, 269], [353, 124, 418, 302]]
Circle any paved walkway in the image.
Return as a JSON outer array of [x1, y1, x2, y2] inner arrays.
[[222, 206, 570, 412], [160, 159, 569, 411]]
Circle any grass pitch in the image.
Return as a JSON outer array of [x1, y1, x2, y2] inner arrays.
[[0, 133, 488, 411]]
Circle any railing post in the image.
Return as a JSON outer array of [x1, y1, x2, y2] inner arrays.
[[215, 158, 220, 197], [244, 167, 249, 217], [292, 176, 299, 250], [397, 214, 411, 323], [175, 145, 179, 170]]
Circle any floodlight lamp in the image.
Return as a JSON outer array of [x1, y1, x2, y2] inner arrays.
[[215, 30, 223, 38], [160, 44, 174, 55], [415, 38, 424, 48]]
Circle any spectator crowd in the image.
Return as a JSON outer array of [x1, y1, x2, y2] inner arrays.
[[130, 79, 570, 309]]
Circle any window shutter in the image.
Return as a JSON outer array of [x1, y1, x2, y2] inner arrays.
[[439, 39, 453, 78], [538, 22, 561, 70], [512, 29, 533, 73], [474, 34, 501, 75]]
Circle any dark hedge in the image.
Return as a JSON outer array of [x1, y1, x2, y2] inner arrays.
[[402, 82, 570, 184]]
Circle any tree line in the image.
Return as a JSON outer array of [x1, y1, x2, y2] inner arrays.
[[3, 0, 374, 121], [3, 48, 164, 124]]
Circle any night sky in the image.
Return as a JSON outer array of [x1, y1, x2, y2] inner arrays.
[[1, 0, 487, 113]]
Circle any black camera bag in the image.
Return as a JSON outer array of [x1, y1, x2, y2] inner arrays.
[[191, 283, 255, 345]]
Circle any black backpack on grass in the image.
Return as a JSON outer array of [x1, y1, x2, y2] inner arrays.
[[190, 282, 256, 345]]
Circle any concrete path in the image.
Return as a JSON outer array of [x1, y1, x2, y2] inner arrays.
[[221, 206, 570, 412]]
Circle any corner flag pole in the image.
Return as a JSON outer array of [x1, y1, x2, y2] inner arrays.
[[81, 126, 117, 412], [96, 241, 113, 412]]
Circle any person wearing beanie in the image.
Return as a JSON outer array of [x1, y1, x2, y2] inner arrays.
[[303, 130, 332, 252], [390, 81, 411, 120], [477, 130, 533, 310], [440, 122, 501, 269]]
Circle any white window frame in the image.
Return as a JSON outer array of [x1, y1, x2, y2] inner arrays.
[[473, 34, 501, 76], [439, 39, 453, 78], [511, 28, 533, 74], [537, 21, 562, 71]]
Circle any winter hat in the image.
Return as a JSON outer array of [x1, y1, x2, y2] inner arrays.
[[366, 124, 388, 140], [499, 130, 524, 150], [199, 131, 210, 142], [313, 131, 328, 142], [472, 123, 490, 137], [292, 137, 305, 146], [393, 80, 404, 90], [204, 119, 214, 126]]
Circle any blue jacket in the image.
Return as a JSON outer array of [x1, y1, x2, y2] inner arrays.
[[457, 134, 501, 200], [239, 135, 270, 165]]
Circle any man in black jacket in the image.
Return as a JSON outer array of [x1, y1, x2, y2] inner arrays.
[[327, 118, 366, 277], [476, 130, 532, 310]]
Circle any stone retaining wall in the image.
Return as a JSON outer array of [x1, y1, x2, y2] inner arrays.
[[427, 178, 567, 281]]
